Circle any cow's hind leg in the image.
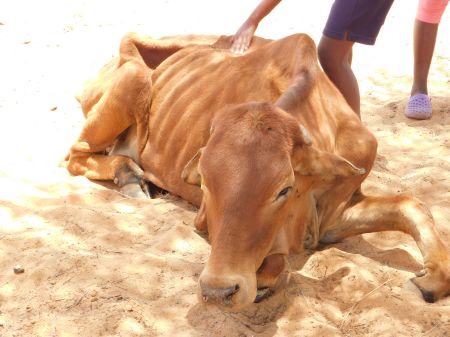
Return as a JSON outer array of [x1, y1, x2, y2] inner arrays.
[[66, 33, 225, 197], [320, 194, 450, 302], [65, 58, 152, 198]]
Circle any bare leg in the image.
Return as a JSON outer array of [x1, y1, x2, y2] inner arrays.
[[320, 194, 450, 302], [317, 35, 360, 116], [410, 19, 439, 96]]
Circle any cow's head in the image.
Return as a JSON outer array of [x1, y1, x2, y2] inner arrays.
[[182, 101, 365, 310]]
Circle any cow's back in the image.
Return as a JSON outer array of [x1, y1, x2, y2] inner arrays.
[[140, 34, 351, 205]]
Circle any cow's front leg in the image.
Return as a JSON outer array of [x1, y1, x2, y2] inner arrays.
[[255, 254, 286, 302], [304, 193, 320, 249], [320, 194, 450, 302]]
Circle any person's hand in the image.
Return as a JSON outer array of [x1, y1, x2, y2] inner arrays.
[[231, 21, 258, 54]]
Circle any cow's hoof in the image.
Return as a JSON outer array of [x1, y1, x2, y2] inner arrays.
[[304, 234, 319, 249], [411, 276, 436, 303], [319, 231, 341, 244], [120, 183, 149, 199], [415, 269, 426, 277], [416, 285, 436, 303], [254, 287, 273, 303], [410, 269, 450, 303]]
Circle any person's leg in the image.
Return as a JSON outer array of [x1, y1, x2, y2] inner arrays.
[[411, 19, 439, 96], [318, 36, 360, 116], [319, 0, 394, 117], [406, 0, 448, 119]]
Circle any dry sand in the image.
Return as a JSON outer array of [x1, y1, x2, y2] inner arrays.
[[0, 1, 449, 336]]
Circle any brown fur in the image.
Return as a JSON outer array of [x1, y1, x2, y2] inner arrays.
[[64, 32, 450, 310]]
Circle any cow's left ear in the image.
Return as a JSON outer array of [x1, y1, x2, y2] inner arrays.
[[292, 145, 366, 177], [181, 147, 204, 186]]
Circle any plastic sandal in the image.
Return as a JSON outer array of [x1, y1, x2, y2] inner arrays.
[[405, 93, 432, 119]]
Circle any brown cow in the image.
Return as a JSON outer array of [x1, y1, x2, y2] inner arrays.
[[64, 32, 450, 310]]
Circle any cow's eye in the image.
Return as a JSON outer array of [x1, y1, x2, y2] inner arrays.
[[276, 187, 292, 201]]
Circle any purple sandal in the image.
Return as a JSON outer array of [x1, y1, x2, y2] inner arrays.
[[405, 93, 432, 120]]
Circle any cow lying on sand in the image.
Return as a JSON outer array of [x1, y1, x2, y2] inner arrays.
[[64, 32, 450, 310]]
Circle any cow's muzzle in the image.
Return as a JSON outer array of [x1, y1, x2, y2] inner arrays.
[[200, 282, 240, 306], [198, 269, 257, 310]]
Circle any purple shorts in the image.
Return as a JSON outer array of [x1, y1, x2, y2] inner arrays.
[[323, 0, 395, 45]]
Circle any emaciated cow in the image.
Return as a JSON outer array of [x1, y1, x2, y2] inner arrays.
[[64, 32, 450, 310]]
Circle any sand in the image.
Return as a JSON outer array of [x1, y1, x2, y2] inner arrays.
[[0, 0, 449, 336]]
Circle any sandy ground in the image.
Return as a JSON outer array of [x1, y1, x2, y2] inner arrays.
[[0, 1, 449, 336]]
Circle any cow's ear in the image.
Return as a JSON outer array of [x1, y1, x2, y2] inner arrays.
[[292, 145, 366, 177], [181, 147, 204, 186]]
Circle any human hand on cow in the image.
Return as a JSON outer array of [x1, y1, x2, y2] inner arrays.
[[231, 0, 281, 54], [231, 20, 258, 54]]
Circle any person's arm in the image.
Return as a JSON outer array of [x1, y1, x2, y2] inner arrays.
[[231, 0, 282, 54]]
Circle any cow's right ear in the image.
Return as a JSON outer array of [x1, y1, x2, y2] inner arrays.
[[181, 147, 204, 186], [292, 145, 366, 177]]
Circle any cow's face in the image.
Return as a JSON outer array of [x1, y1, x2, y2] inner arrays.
[[182, 102, 365, 310]]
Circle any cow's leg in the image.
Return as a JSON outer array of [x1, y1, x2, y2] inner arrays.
[[194, 199, 208, 232], [65, 57, 152, 198], [67, 33, 225, 197], [255, 254, 286, 302], [320, 194, 450, 302]]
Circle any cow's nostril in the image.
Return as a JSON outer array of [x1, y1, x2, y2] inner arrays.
[[221, 284, 240, 306], [224, 284, 240, 298]]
